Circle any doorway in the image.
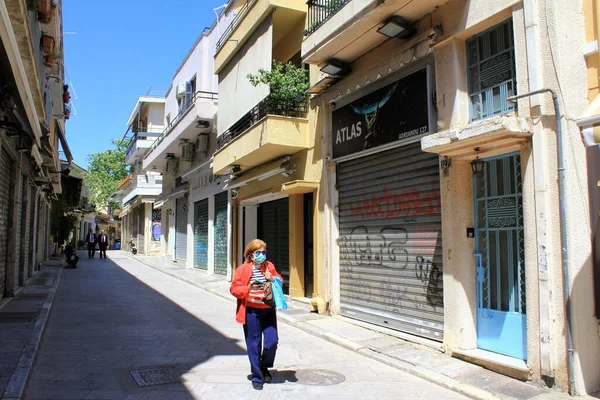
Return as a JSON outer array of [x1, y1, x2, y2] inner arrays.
[[474, 153, 526, 360]]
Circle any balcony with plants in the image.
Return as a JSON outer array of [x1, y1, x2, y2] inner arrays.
[[213, 61, 310, 175]]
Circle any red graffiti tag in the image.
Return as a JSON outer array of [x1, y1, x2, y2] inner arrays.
[[349, 185, 441, 220]]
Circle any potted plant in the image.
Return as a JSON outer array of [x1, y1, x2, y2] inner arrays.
[[38, 0, 56, 23], [44, 50, 61, 67], [64, 108, 71, 120], [26, 0, 39, 12], [41, 32, 55, 54], [63, 90, 71, 103], [38, 0, 51, 14], [247, 61, 309, 117]]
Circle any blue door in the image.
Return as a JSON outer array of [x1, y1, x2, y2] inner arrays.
[[474, 153, 526, 360]]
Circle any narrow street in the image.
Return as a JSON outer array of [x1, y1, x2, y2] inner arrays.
[[22, 253, 469, 400]]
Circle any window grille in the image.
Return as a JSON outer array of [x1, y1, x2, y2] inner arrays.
[[467, 20, 516, 122]]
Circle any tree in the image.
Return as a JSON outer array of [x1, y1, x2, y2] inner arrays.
[[85, 139, 128, 211], [247, 61, 309, 116]]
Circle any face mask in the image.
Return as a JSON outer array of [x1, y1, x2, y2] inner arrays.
[[253, 251, 267, 264]]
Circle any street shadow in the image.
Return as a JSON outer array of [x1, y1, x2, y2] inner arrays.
[[23, 254, 248, 399], [246, 370, 298, 384]]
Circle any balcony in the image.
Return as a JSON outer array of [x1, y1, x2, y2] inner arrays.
[[214, 0, 307, 74], [142, 91, 217, 172], [213, 94, 309, 175], [125, 129, 162, 165], [302, 0, 449, 65], [122, 174, 163, 205]]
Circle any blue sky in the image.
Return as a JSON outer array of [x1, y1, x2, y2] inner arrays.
[[63, 0, 227, 168]]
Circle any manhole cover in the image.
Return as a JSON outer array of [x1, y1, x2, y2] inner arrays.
[[129, 367, 181, 387], [29, 278, 48, 285], [0, 312, 37, 323], [295, 369, 345, 386]]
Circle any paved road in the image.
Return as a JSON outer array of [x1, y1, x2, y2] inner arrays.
[[23, 252, 468, 400]]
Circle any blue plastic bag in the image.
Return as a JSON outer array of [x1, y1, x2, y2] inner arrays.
[[272, 277, 288, 310]]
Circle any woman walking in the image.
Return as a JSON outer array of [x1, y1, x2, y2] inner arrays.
[[230, 239, 282, 390]]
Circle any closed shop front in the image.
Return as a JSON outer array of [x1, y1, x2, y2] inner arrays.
[[28, 186, 36, 278], [258, 198, 289, 293], [0, 150, 13, 299], [332, 66, 444, 340], [193, 199, 209, 270], [213, 192, 227, 276], [175, 196, 188, 261], [136, 205, 145, 254], [16, 175, 25, 287]]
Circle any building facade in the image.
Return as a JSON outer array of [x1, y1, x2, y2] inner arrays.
[[303, 0, 600, 395], [141, 15, 223, 272], [212, 0, 323, 297], [117, 97, 165, 255], [0, 0, 73, 300]]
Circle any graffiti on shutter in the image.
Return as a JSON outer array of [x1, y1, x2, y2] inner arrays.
[[337, 143, 444, 341], [213, 192, 227, 276], [193, 199, 209, 269]]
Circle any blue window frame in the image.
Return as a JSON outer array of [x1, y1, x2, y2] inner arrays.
[[467, 19, 517, 122]]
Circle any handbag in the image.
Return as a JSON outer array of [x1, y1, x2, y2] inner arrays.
[[262, 281, 276, 308]]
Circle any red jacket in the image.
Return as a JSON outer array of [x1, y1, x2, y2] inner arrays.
[[230, 261, 282, 324]]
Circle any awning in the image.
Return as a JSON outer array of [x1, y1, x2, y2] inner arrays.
[[166, 184, 188, 200], [577, 94, 600, 147], [278, 180, 319, 195]]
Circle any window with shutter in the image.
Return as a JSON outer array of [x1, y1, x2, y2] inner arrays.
[[467, 20, 516, 122]]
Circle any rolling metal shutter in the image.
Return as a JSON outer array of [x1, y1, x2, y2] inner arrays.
[[16, 175, 25, 287], [258, 198, 289, 294], [136, 205, 145, 254], [0, 150, 12, 299], [22, 181, 31, 283], [28, 186, 36, 278], [213, 192, 228, 276], [193, 199, 209, 270], [337, 142, 444, 341], [175, 196, 188, 261]]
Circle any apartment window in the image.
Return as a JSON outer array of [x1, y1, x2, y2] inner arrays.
[[467, 19, 516, 122]]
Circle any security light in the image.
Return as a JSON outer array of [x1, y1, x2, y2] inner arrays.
[[320, 59, 350, 76], [377, 16, 416, 39]]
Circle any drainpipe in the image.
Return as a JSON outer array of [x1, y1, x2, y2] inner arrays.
[[508, 89, 574, 396]]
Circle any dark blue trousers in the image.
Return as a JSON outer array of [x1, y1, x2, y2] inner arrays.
[[243, 307, 278, 383]]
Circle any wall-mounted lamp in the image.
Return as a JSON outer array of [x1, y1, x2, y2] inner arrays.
[[320, 58, 351, 77], [165, 153, 175, 160], [377, 16, 417, 39], [441, 156, 452, 173], [470, 148, 485, 175], [167, 208, 174, 215], [182, 204, 188, 212]]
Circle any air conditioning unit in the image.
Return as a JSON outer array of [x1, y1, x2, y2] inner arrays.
[[182, 142, 195, 162], [176, 82, 186, 99], [196, 134, 209, 152], [166, 159, 179, 175]]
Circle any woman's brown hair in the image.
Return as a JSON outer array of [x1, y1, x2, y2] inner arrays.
[[244, 239, 267, 259]]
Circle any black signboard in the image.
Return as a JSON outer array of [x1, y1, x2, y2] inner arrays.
[[332, 68, 429, 159]]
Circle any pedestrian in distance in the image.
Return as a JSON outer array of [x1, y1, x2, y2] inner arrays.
[[85, 228, 97, 259], [230, 239, 282, 391], [98, 229, 108, 259]]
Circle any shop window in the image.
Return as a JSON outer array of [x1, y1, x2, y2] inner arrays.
[[466, 19, 516, 122]]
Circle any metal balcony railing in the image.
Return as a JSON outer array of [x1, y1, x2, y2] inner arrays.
[[216, 0, 258, 52], [144, 91, 218, 158], [305, 0, 352, 36], [216, 94, 308, 150]]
